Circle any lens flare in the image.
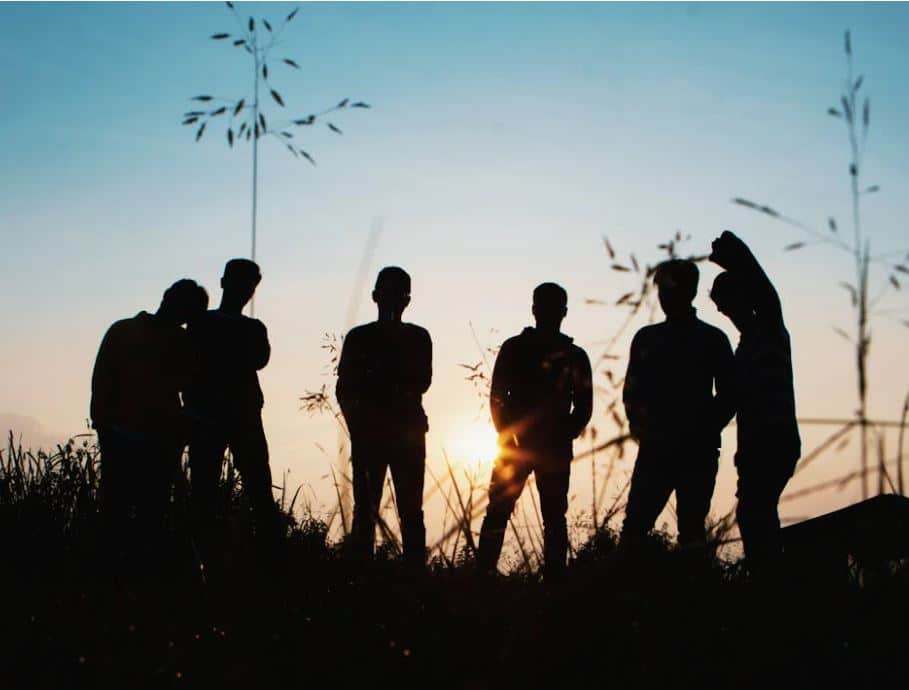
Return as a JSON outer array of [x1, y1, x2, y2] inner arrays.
[[446, 421, 500, 467]]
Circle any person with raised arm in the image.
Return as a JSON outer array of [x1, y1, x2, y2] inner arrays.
[[709, 230, 801, 575]]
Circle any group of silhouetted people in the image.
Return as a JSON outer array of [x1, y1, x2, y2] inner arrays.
[[90, 230, 799, 580], [91, 259, 278, 569]]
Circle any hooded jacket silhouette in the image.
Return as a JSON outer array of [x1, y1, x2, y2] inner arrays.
[[478, 283, 593, 580], [490, 327, 591, 456]]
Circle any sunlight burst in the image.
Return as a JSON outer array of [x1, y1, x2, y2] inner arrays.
[[446, 421, 500, 467]]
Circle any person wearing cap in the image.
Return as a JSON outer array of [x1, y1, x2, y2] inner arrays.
[[185, 259, 279, 559], [336, 266, 432, 568], [709, 231, 800, 575], [90, 278, 209, 555], [476, 283, 593, 580], [619, 259, 736, 552]]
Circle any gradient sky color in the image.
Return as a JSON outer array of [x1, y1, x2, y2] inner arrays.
[[3, 2, 909, 542]]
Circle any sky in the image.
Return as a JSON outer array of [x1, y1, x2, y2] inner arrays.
[[2, 2, 909, 547]]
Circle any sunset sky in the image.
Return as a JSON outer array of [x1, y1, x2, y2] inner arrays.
[[3, 2, 908, 546]]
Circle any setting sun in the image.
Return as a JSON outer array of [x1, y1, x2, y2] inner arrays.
[[444, 419, 501, 467]]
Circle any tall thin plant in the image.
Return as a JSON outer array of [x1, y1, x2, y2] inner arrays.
[[182, 2, 370, 311], [732, 30, 908, 499]]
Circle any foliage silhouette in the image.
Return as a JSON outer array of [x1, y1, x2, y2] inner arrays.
[[183, 2, 370, 268]]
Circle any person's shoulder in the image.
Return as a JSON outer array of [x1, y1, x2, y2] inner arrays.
[[695, 318, 731, 342], [346, 323, 374, 339], [233, 312, 265, 328], [107, 315, 137, 333], [499, 333, 525, 351], [342, 323, 374, 348], [568, 341, 591, 364], [403, 322, 431, 341], [246, 315, 268, 333], [106, 311, 149, 337], [632, 322, 663, 342]]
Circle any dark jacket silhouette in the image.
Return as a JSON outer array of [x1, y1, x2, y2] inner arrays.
[[620, 259, 736, 549], [92, 312, 191, 438], [623, 311, 735, 451], [185, 310, 269, 421], [710, 230, 801, 571], [90, 279, 208, 555], [478, 283, 593, 579], [336, 266, 432, 566], [336, 322, 431, 439], [185, 259, 279, 562], [490, 327, 592, 455]]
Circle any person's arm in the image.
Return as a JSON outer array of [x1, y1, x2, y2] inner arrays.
[[90, 324, 119, 430], [489, 340, 513, 434], [622, 331, 647, 441], [710, 230, 783, 326], [181, 319, 201, 410], [404, 327, 432, 397], [335, 329, 363, 429], [568, 347, 593, 439], [248, 319, 271, 370], [711, 331, 737, 434]]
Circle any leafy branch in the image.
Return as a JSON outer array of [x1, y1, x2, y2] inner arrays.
[[183, 3, 370, 165]]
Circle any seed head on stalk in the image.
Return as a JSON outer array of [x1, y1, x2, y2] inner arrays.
[[181, 2, 371, 300]]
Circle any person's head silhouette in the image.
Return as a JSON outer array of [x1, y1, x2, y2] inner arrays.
[[158, 279, 209, 327], [532, 282, 568, 333], [710, 271, 753, 331], [373, 266, 411, 322], [654, 259, 698, 318], [220, 258, 261, 312]]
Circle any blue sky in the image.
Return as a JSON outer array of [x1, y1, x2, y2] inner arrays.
[[2, 2, 909, 537]]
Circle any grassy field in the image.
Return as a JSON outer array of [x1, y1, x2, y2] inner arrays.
[[2, 435, 908, 690]]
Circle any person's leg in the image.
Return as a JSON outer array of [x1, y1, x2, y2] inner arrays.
[[619, 445, 675, 546], [736, 455, 796, 575], [129, 438, 182, 574], [228, 417, 282, 551], [134, 439, 180, 548], [477, 449, 532, 574], [535, 455, 571, 581], [350, 438, 388, 561], [675, 449, 720, 549], [188, 425, 228, 566], [98, 429, 133, 559], [388, 434, 427, 568]]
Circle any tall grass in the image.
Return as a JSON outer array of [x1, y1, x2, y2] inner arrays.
[[733, 30, 909, 501]]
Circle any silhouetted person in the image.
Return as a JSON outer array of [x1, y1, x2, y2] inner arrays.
[[90, 279, 208, 558], [620, 260, 735, 551], [185, 259, 280, 559], [477, 283, 593, 580], [709, 231, 801, 575], [336, 266, 432, 568]]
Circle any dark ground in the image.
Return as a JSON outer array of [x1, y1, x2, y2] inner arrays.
[[2, 499, 908, 690]]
